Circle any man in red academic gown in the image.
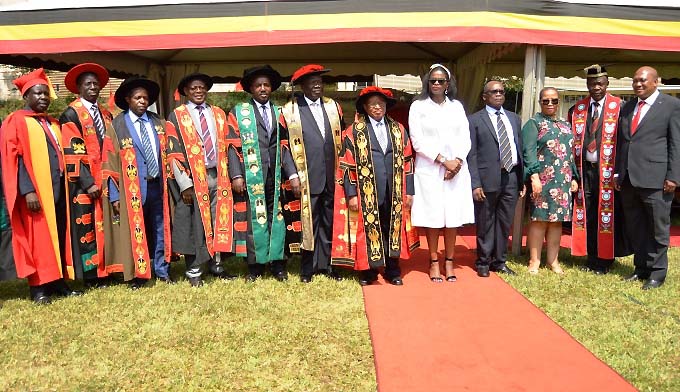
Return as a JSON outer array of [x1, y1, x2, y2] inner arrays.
[[1, 68, 82, 304], [59, 63, 112, 288]]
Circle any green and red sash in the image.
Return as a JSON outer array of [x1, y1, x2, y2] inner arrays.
[[331, 115, 418, 270], [571, 94, 621, 259], [234, 102, 285, 264], [168, 104, 233, 255], [282, 96, 343, 251]]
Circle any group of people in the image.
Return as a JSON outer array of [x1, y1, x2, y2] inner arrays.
[[0, 61, 676, 304]]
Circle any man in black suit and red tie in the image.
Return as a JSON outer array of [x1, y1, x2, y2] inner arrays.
[[467, 80, 524, 277], [615, 66, 680, 290]]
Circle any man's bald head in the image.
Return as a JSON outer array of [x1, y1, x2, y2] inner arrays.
[[632, 66, 659, 100]]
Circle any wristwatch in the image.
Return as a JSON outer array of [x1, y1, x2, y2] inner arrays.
[[437, 155, 447, 164]]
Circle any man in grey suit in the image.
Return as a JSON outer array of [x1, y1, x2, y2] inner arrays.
[[615, 66, 680, 290], [467, 80, 524, 277], [282, 64, 345, 283]]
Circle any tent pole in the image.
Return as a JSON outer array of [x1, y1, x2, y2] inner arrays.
[[512, 44, 545, 256]]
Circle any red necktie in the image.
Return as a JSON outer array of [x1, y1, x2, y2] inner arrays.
[[586, 102, 600, 153], [39, 117, 64, 173], [197, 106, 216, 164], [630, 101, 646, 136]]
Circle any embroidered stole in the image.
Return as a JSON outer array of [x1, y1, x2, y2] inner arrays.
[[63, 100, 110, 275], [171, 105, 233, 254], [571, 94, 621, 259], [281, 96, 342, 251], [234, 102, 285, 264]]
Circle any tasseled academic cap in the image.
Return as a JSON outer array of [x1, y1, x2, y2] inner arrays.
[[13, 68, 58, 99], [584, 64, 608, 78]]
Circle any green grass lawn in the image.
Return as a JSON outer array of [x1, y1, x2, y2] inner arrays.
[[0, 259, 376, 391], [1, 248, 679, 391], [504, 249, 680, 392]]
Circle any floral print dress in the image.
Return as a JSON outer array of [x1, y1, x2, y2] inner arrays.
[[521, 112, 578, 222]]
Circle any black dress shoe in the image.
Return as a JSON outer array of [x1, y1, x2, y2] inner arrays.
[[129, 279, 145, 290], [245, 274, 260, 283], [623, 273, 647, 282], [274, 271, 289, 282], [29, 286, 52, 304], [358, 278, 374, 286], [326, 271, 343, 281], [387, 277, 403, 286], [642, 279, 665, 290], [211, 271, 237, 281], [476, 266, 490, 278], [592, 269, 608, 275], [188, 276, 204, 287], [50, 280, 83, 297], [300, 275, 312, 283], [85, 278, 109, 289], [490, 265, 516, 275], [157, 276, 176, 284]]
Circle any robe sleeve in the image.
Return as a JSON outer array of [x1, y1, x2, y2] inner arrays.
[[226, 110, 244, 180]]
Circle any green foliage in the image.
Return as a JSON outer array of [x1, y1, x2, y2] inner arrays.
[[504, 249, 680, 392], [0, 94, 77, 121]]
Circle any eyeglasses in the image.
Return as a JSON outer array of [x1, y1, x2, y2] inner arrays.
[[429, 79, 448, 85], [366, 102, 386, 108], [485, 89, 505, 95], [541, 98, 559, 105]]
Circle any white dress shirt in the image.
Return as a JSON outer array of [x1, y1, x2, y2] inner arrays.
[[186, 101, 217, 167], [304, 96, 326, 139], [485, 105, 518, 167], [633, 89, 660, 123], [127, 110, 158, 161], [368, 115, 388, 152], [586, 96, 606, 162]]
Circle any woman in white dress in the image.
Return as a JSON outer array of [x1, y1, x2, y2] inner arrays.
[[409, 64, 475, 283]]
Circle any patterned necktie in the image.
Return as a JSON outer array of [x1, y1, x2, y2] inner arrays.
[[196, 105, 216, 164], [375, 121, 388, 153], [496, 111, 513, 171], [630, 100, 646, 136], [137, 118, 159, 178], [261, 104, 272, 137], [587, 102, 600, 153], [91, 103, 106, 140]]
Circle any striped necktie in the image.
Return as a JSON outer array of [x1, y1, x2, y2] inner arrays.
[[261, 104, 272, 138], [196, 105, 216, 164], [91, 103, 106, 140], [496, 111, 513, 171], [137, 118, 159, 178]]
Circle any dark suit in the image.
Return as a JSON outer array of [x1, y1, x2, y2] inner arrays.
[[344, 117, 415, 280], [228, 99, 297, 275], [615, 91, 680, 281], [295, 95, 341, 278], [467, 107, 523, 269]]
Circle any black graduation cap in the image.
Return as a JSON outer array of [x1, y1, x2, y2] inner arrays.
[[583, 64, 608, 78]]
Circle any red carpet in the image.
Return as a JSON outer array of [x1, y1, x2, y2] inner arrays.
[[362, 236, 636, 392], [458, 225, 680, 249]]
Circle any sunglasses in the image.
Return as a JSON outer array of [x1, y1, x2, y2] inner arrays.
[[541, 98, 559, 105], [485, 89, 505, 95], [429, 79, 448, 85]]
